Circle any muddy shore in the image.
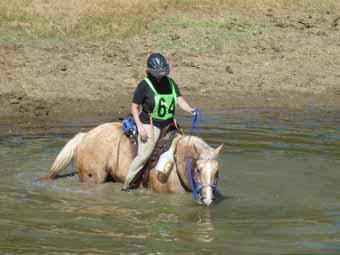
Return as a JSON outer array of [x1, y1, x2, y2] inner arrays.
[[1, 9, 340, 122]]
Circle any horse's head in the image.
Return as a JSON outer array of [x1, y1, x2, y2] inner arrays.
[[193, 143, 224, 207]]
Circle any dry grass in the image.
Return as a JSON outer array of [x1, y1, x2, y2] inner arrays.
[[181, 0, 340, 10], [0, 0, 167, 43], [0, 0, 339, 45]]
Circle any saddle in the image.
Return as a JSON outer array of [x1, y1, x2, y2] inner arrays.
[[131, 122, 182, 188]]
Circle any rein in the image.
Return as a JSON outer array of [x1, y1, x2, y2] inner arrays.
[[174, 151, 192, 193], [187, 156, 219, 204], [194, 170, 219, 195], [184, 108, 218, 204], [186, 108, 202, 203]]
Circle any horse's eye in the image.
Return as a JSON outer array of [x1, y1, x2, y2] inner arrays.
[[196, 168, 201, 174]]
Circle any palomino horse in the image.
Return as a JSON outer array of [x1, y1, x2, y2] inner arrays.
[[40, 122, 223, 206]]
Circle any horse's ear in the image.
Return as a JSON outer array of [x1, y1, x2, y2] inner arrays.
[[214, 144, 224, 156]]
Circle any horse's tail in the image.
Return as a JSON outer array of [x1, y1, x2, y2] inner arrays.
[[39, 132, 86, 181]]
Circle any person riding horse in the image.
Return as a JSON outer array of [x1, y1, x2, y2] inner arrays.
[[121, 53, 196, 191], [39, 51, 223, 206]]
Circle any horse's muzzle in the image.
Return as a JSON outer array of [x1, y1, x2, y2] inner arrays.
[[200, 187, 215, 207], [202, 198, 213, 207]]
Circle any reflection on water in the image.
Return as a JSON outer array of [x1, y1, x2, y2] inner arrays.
[[195, 210, 215, 243], [0, 108, 340, 254]]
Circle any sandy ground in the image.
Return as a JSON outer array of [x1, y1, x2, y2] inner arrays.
[[1, 9, 340, 122]]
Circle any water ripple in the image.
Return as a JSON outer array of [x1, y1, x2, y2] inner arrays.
[[0, 108, 340, 254]]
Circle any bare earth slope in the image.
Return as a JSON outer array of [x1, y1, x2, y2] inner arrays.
[[1, 8, 339, 120]]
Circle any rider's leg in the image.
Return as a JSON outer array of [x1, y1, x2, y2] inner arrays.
[[122, 124, 160, 189]]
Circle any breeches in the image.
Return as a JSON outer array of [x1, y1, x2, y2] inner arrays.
[[123, 124, 160, 187]]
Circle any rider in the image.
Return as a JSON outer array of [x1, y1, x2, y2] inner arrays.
[[121, 53, 196, 191]]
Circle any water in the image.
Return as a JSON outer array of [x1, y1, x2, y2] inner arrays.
[[0, 109, 339, 255]]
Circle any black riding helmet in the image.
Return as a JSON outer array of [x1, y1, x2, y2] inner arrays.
[[146, 53, 170, 79]]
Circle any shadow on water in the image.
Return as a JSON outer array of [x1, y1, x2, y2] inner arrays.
[[54, 171, 78, 179], [214, 190, 233, 205]]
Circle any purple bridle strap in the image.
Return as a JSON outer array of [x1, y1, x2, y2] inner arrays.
[[187, 157, 220, 204], [194, 170, 218, 194]]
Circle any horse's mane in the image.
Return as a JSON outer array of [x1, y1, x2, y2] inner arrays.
[[177, 135, 214, 159], [186, 135, 210, 149]]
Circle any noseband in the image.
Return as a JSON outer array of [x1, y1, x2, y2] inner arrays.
[[194, 169, 218, 195], [186, 157, 219, 205], [192, 164, 219, 204], [173, 107, 219, 205], [174, 140, 220, 205]]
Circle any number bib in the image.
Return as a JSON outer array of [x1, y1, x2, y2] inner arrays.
[[144, 77, 177, 120]]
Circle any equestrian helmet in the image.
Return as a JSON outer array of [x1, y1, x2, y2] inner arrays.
[[146, 53, 169, 79]]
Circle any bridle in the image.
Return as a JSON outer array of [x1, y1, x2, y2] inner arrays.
[[174, 144, 219, 205], [175, 108, 220, 205], [190, 159, 219, 205], [194, 167, 219, 197]]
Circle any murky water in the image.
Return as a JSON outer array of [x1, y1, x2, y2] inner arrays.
[[0, 109, 339, 255]]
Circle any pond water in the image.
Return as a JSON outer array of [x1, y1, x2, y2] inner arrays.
[[0, 108, 339, 255]]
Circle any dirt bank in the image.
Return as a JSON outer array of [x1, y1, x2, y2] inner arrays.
[[1, 8, 340, 122]]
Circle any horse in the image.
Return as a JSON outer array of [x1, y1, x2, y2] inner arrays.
[[39, 122, 223, 206]]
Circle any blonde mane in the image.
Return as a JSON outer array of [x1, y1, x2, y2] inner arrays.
[[176, 135, 216, 160]]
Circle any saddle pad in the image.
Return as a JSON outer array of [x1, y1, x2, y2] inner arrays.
[[149, 130, 179, 168], [141, 129, 181, 187]]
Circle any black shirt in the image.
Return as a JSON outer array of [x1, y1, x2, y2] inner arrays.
[[132, 75, 181, 129]]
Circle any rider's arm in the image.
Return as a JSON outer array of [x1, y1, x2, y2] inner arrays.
[[131, 103, 143, 130], [177, 96, 195, 114], [131, 103, 148, 140]]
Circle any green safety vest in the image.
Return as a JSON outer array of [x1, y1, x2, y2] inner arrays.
[[144, 77, 177, 120]]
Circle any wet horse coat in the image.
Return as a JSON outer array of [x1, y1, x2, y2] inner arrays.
[[40, 122, 223, 204]]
